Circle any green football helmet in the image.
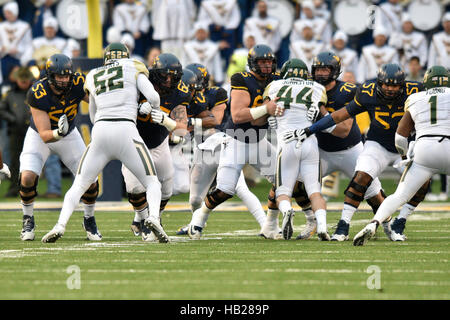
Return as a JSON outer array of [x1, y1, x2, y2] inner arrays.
[[423, 66, 450, 89], [280, 58, 309, 80], [103, 42, 130, 64]]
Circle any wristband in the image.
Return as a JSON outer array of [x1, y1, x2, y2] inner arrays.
[[162, 116, 177, 131], [249, 104, 268, 120], [52, 129, 62, 140]]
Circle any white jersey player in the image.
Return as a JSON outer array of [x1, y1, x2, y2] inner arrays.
[[354, 66, 450, 246], [42, 43, 169, 244], [266, 58, 330, 241]]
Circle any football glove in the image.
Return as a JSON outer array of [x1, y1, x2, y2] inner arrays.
[[282, 128, 310, 148], [52, 114, 68, 140], [138, 102, 152, 115], [306, 105, 321, 123], [0, 163, 11, 183], [151, 109, 177, 131], [267, 116, 277, 129], [170, 135, 185, 144]]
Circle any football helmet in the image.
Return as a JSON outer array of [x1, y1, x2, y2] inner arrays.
[[311, 51, 341, 85], [185, 63, 210, 90], [376, 63, 405, 101], [149, 53, 183, 94], [247, 44, 277, 77], [280, 58, 309, 80], [103, 42, 130, 64], [45, 53, 74, 94], [423, 65, 450, 89], [181, 69, 202, 102]]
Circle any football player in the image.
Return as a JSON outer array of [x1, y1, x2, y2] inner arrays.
[[176, 64, 268, 236], [19, 53, 100, 241], [187, 44, 283, 239], [353, 66, 450, 245], [310, 51, 383, 241], [123, 53, 188, 240], [284, 63, 431, 240], [42, 43, 168, 243], [0, 150, 11, 183], [266, 58, 331, 240]]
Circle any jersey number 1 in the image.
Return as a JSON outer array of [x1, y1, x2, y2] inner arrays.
[[428, 95, 437, 124], [94, 66, 124, 95], [276, 85, 312, 109]]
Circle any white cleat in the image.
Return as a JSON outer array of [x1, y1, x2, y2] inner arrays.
[[390, 231, 407, 241], [353, 222, 378, 246], [259, 226, 283, 240], [381, 218, 393, 241], [21, 215, 35, 241], [316, 221, 330, 241], [281, 209, 295, 240], [296, 218, 317, 240], [188, 224, 203, 240], [144, 217, 170, 243], [41, 224, 65, 243]]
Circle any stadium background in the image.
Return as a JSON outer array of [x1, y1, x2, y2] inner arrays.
[[0, 0, 449, 200]]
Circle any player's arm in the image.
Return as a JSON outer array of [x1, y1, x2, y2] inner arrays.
[[194, 110, 218, 128], [250, 97, 271, 126], [82, 93, 89, 103], [170, 104, 188, 134], [395, 110, 415, 157], [30, 107, 65, 143], [137, 73, 160, 109], [210, 88, 228, 124], [329, 113, 354, 138], [88, 93, 97, 124]]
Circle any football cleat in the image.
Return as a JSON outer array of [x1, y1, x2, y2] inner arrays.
[[41, 224, 65, 243], [82, 216, 102, 241], [353, 222, 378, 246], [176, 225, 189, 236], [21, 215, 35, 241], [131, 220, 142, 236], [144, 216, 169, 243], [381, 217, 393, 240], [188, 224, 203, 240], [316, 219, 330, 241], [141, 220, 157, 242], [390, 218, 407, 241], [281, 209, 295, 240], [296, 217, 317, 240], [330, 219, 350, 241]]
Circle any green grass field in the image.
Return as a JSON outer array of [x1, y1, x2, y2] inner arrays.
[[1, 208, 449, 300], [0, 177, 449, 300]]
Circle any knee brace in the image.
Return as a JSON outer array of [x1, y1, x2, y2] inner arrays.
[[292, 181, 311, 209], [19, 174, 38, 202], [160, 198, 170, 212], [344, 173, 371, 202], [127, 192, 147, 208], [205, 188, 232, 209], [81, 181, 99, 204], [408, 179, 431, 206]]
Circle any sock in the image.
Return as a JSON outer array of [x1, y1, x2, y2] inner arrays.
[[341, 203, 357, 224], [133, 211, 141, 223], [191, 202, 211, 228], [315, 209, 327, 230], [238, 187, 266, 227], [303, 208, 315, 222], [398, 203, 415, 220], [21, 201, 34, 217], [136, 206, 149, 221], [278, 200, 292, 215], [83, 203, 95, 218]]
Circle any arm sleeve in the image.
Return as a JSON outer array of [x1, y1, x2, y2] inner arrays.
[[214, 87, 228, 106], [89, 94, 97, 124], [137, 73, 160, 109]]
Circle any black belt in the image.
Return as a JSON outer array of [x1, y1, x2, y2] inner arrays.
[[417, 134, 450, 143], [96, 118, 135, 124]]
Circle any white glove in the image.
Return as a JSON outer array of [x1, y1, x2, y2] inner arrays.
[[267, 116, 277, 129], [58, 114, 68, 136], [138, 102, 152, 115], [306, 105, 321, 123], [0, 163, 11, 182], [151, 109, 177, 131], [394, 141, 415, 168], [274, 104, 284, 117], [170, 135, 185, 144], [282, 129, 308, 148]]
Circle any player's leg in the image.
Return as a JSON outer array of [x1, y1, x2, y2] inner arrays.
[[188, 137, 244, 239], [170, 143, 190, 195], [273, 143, 300, 240], [18, 128, 50, 240], [353, 162, 435, 246], [298, 137, 329, 241], [55, 129, 101, 240], [235, 171, 266, 229]]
